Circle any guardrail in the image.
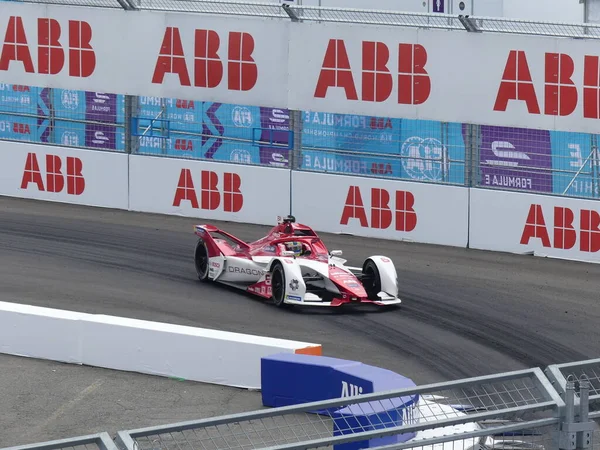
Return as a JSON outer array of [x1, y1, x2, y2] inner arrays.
[[7, 0, 600, 39], [1, 433, 119, 450], [2, 358, 600, 450]]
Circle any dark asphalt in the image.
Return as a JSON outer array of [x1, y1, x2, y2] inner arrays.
[[0, 196, 599, 444]]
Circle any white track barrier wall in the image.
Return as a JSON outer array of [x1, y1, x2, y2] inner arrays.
[[292, 171, 469, 248], [0, 301, 322, 389], [128, 155, 291, 226], [4, 2, 600, 134], [469, 188, 600, 264], [3, 143, 600, 265], [0, 141, 129, 210]]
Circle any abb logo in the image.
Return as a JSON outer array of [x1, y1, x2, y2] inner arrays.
[[370, 163, 392, 175], [174, 139, 193, 151], [370, 117, 393, 129], [315, 40, 430, 105], [173, 169, 243, 212], [153, 28, 257, 91], [340, 186, 417, 231], [0, 16, 95, 77], [495, 50, 600, 119], [12, 123, 31, 135], [176, 99, 195, 109], [521, 204, 600, 252], [21, 153, 85, 195]]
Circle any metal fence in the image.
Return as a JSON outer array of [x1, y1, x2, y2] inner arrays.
[[7, 0, 600, 39], [2, 359, 600, 450], [1, 434, 119, 450]]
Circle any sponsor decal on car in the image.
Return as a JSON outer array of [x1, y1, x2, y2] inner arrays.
[[286, 295, 302, 301], [228, 266, 265, 276]]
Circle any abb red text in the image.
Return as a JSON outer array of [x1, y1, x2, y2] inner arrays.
[[173, 169, 243, 212], [520, 204, 600, 252], [314, 40, 430, 105], [152, 28, 258, 91], [21, 153, 85, 195], [340, 186, 417, 231], [0, 16, 96, 77], [495, 50, 600, 119]]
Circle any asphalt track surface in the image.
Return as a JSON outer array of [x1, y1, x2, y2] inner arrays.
[[1, 196, 600, 446]]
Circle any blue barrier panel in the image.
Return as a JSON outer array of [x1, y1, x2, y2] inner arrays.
[[261, 353, 419, 450], [262, 354, 372, 412]]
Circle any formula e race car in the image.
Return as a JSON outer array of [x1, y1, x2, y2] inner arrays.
[[192, 215, 402, 308]]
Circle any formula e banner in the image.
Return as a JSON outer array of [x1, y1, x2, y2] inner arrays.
[[301, 114, 466, 184], [133, 99, 292, 166], [0, 84, 50, 142], [53, 89, 124, 150]]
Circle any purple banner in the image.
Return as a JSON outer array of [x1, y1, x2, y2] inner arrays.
[[433, 0, 444, 13], [259, 107, 291, 167], [85, 92, 118, 149], [476, 125, 553, 193]]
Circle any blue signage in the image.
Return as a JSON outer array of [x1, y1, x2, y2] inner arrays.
[[261, 353, 419, 450]]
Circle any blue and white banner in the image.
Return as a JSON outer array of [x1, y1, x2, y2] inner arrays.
[[1, 84, 600, 198]]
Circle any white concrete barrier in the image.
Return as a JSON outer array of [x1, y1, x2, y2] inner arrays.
[[0, 301, 322, 389]]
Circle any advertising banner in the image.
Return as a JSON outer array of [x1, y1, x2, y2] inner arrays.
[[133, 98, 281, 165], [128, 154, 291, 225], [52, 90, 124, 150], [84, 91, 122, 151], [474, 125, 553, 193], [291, 171, 469, 247], [0, 84, 50, 143], [549, 131, 597, 199], [0, 140, 129, 209], [5, 2, 600, 133], [287, 21, 600, 134], [469, 188, 600, 264], [0, 3, 290, 111], [301, 115, 466, 184]]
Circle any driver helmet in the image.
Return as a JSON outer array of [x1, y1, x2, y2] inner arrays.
[[285, 241, 303, 256]]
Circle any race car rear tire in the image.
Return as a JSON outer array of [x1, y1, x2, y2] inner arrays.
[[270, 262, 287, 307], [194, 239, 210, 281], [362, 259, 382, 300]]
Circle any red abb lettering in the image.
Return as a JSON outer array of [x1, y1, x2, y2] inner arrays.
[[152, 27, 258, 91], [520, 204, 600, 252], [494, 50, 600, 119], [174, 139, 193, 151], [340, 186, 417, 232], [172, 169, 243, 212], [175, 99, 195, 109], [12, 122, 30, 134], [314, 39, 430, 105], [0, 16, 96, 77], [581, 209, 600, 252], [20, 153, 85, 195]]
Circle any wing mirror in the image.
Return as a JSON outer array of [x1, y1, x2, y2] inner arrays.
[[330, 250, 343, 257]]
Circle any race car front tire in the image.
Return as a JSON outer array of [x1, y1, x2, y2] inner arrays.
[[194, 239, 210, 281], [270, 262, 287, 307], [362, 259, 382, 300]]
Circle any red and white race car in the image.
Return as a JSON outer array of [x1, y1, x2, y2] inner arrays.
[[193, 215, 401, 308]]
